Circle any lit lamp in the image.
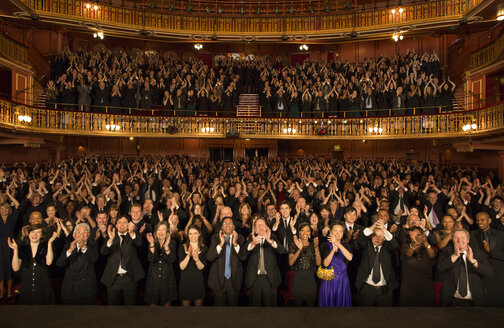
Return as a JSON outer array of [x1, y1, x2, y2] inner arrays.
[[462, 123, 477, 132], [18, 115, 32, 123], [497, 9, 504, 21], [299, 44, 308, 51], [106, 123, 120, 131], [201, 127, 214, 133], [194, 44, 203, 50]]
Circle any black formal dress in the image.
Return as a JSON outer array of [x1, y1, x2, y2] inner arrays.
[[399, 245, 435, 306], [178, 244, 207, 301], [0, 210, 18, 282], [100, 233, 145, 305], [17, 242, 54, 304], [206, 233, 246, 306], [470, 228, 504, 306], [56, 241, 99, 304], [437, 244, 493, 306], [144, 241, 177, 305], [240, 235, 286, 306], [290, 242, 318, 306]]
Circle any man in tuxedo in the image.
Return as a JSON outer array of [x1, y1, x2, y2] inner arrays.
[[425, 190, 444, 229], [56, 223, 99, 304], [241, 217, 286, 306], [206, 217, 246, 306], [356, 219, 399, 306], [361, 87, 378, 116], [390, 186, 411, 225], [342, 206, 365, 294], [470, 212, 504, 306], [437, 228, 493, 306], [100, 216, 145, 305]]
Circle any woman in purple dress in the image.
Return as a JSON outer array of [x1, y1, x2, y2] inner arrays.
[[318, 222, 353, 307]]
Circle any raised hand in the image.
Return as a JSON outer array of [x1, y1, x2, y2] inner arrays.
[[48, 232, 58, 244], [107, 225, 116, 241], [482, 240, 490, 253], [219, 230, 225, 247], [7, 237, 17, 250], [68, 240, 77, 253], [466, 245, 475, 263], [313, 237, 319, 248], [232, 230, 238, 247], [139, 223, 146, 235], [265, 227, 272, 244], [127, 222, 136, 235], [293, 235, 303, 249], [146, 232, 154, 245]]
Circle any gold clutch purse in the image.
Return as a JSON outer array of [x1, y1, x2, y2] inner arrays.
[[316, 266, 335, 281]]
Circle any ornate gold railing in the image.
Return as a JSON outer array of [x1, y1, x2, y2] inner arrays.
[[470, 25, 504, 70], [1, 99, 502, 139], [20, 0, 484, 35], [0, 33, 28, 66]]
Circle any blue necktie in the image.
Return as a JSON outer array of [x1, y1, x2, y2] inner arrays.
[[224, 236, 231, 279]]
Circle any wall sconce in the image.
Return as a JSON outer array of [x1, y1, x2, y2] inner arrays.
[[194, 44, 203, 50], [497, 9, 504, 20], [392, 34, 404, 42], [18, 115, 32, 123], [299, 44, 308, 51], [106, 123, 120, 131], [462, 123, 477, 132], [93, 31, 104, 39], [368, 126, 384, 134], [201, 127, 214, 133], [283, 127, 297, 134]]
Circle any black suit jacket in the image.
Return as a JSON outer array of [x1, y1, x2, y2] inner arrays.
[[206, 233, 246, 293], [56, 241, 99, 301], [240, 235, 286, 289], [273, 217, 298, 252], [470, 228, 504, 278], [437, 243, 493, 306], [100, 233, 145, 286], [355, 236, 399, 291]]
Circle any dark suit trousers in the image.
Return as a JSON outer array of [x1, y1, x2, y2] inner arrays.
[[214, 278, 238, 306], [448, 298, 473, 307], [107, 274, 137, 305], [359, 284, 393, 306], [62, 295, 95, 305], [249, 275, 277, 307]]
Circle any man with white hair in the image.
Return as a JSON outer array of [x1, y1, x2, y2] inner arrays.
[[437, 228, 493, 306], [56, 222, 99, 304]]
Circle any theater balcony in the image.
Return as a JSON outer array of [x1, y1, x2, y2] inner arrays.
[[1, 99, 503, 140]]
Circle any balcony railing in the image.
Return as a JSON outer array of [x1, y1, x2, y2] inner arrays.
[[1, 99, 503, 140], [19, 0, 484, 36], [0, 33, 28, 67]]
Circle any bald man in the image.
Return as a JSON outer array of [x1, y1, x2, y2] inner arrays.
[[470, 211, 504, 306]]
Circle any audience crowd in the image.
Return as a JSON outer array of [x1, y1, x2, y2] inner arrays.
[[45, 48, 456, 117], [1, 156, 501, 307]]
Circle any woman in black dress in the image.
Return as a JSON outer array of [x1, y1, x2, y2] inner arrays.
[[399, 226, 436, 306], [8, 224, 57, 304], [289, 222, 321, 306], [178, 224, 207, 306], [144, 221, 177, 306]]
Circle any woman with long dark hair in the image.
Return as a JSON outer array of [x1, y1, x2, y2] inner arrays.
[[178, 224, 207, 306]]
